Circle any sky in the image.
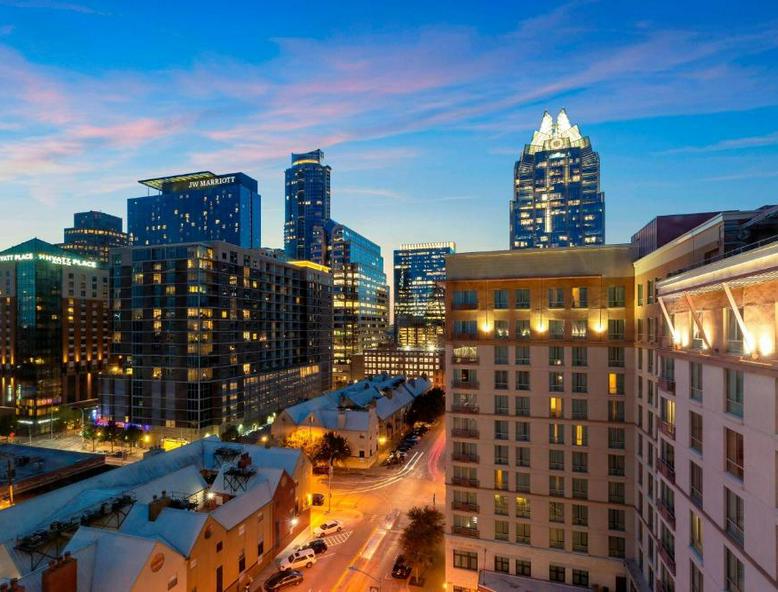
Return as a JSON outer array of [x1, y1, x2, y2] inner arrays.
[[1, 0, 778, 287]]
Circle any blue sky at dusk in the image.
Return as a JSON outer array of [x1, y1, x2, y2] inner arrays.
[[1, 0, 777, 282]]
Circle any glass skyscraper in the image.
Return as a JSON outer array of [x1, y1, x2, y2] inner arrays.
[[312, 219, 389, 386], [509, 109, 605, 249], [128, 172, 260, 248], [393, 242, 455, 347], [60, 210, 129, 264], [284, 150, 331, 261]]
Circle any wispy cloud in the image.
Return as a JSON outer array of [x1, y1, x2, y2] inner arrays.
[[664, 131, 778, 154], [0, 0, 105, 14]]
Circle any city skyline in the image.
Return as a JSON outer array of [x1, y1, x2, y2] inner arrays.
[[1, 1, 777, 288]]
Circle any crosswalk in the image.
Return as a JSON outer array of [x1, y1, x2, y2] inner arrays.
[[322, 530, 352, 546]]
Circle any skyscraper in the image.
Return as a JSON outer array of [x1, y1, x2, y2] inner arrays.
[[393, 242, 455, 348], [0, 239, 109, 433], [312, 220, 389, 386], [128, 172, 261, 248], [60, 210, 129, 264], [284, 150, 331, 261], [509, 109, 605, 249]]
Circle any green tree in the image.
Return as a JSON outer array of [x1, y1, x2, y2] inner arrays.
[[405, 387, 445, 426], [313, 431, 352, 465], [82, 422, 98, 451], [400, 505, 445, 583], [125, 425, 142, 449], [100, 420, 120, 452], [221, 424, 240, 442]]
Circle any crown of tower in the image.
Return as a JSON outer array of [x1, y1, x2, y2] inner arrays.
[[526, 108, 587, 154]]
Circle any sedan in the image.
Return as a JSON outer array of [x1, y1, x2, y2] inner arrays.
[[391, 555, 412, 579], [313, 519, 343, 537], [298, 539, 328, 555], [264, 569, 303, 591]]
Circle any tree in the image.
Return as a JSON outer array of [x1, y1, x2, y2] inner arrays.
[[221, 424, 240, 442], [125, 425, 142, 449], [100, 420, 120, 452], [312, 431, 351, 465], [405, 387, 445, 426], [0, 413, 16, 440], [400, 505, 444, 583], [82, 422, 98, 451]]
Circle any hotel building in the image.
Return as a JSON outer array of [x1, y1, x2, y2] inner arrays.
[[100, 242, 332, 442], [59, 210, 129, 264], [284, 149, 331, 262], [445, 246, 635, 592], [0, 239, 109, 433], [362, 345, 444, 387]]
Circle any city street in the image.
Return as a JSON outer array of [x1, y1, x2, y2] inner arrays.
[[251, 423, 446, 592]]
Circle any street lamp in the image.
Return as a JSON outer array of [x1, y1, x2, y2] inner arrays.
[[347, 566, 381, 592]]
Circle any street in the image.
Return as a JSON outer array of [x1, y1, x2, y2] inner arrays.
[[251, 422, 446, 592]]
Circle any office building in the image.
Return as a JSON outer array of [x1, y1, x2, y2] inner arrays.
[[0, 239, 109, 434], [128, 172, 260, 249], [59, 211, 129, 264], [284, 150, 331, 261], [394, 242, 455, 348], [311, 220, 389, 386], [0, 438, 313, 592], [509, 109, 605, 249], [100, 242, 332, 442], [445, 246, 635, 592], [362, 345, 444, 387]]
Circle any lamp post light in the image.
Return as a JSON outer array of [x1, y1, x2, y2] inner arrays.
[[347, 566, 381, 592]]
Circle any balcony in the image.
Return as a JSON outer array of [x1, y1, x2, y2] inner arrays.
[[451, 500, 479, 512], [452, 453, 479, 464], [658, 542, 676, 575], [657, 499, 676, 528], [657, 457, 675, 483], [451, 355, 479, 365], [452, 379, 479, 389], [658, 377, 676, 394], [450, 476, 479, 488], [451, 525, 480, 538], [450, 404, 479, 415], [451, 428, 480, 439], [659, 420, 676, 440]]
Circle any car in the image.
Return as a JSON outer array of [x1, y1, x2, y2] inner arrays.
[[297, 539, 328, 555], [397, 443, 412, 452], [313, 520, 343, 537], [395, 450, 408, 460], [391, 555, 413, 579], [311, 493, 325, 506], [312, 464, 330, 475], [278, 548, 316, 571], [264, 569, 303, 591]]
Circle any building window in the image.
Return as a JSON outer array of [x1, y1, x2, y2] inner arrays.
[[608, 428, 625, 449], [494, 345, 508, 365], [549, 372, 564, 392], [453, 290, 477, 309], [548, 345, 564, 366], [572, 478, 588, 499], [515, 523, 530, 545], [572, 373, 587, 393], [549, 424, 564, 445], [572, 569, 589, 587], [238, 550, 246, 573], [494, 555, 509, 573], [608, 372, 625, 395], [515, 559, 531, 576], [725, 547, 744, 592], [572, 451, 588, 473], [549, 565, 565, 582], [690, 361, 703, 401], [725, 488, 744, 546], [549, 449, 564, 471], [571, 319, 587, 339], [572, 530, 588, 553], [608, 536, 625, 558], [725, 369, 743, 417], [495, 319, 509, 339], [515, 496, 530, 518], [516, 472, 530, 492], [608, 455, 625, 476], [515, 345, 530, 365], [494, 444, 509, 465], [608, 346, 625, 367], [572, 504, 588, 526], [548, 319, 564, 339], [690, 411, 703, 452], [571, 287, 588, 308], [494, 370, 508, 390], [495, 420, 509, 440], [494, 521, 509, 542], [515, 396, 530, 416], [515, 421, 530, 441], [690, 461, 703, 506], [548, 288, 564, 308], [516, 371, 530, 391], [608, 482, 625, 504], [453, 320, 477, 336], [494, 394, 509, 415], [572, 399, 588, 420], [516, 319, 531, 339], [725, 429, 744, 480], [637, 283, 643, 306], [608, 319, 625, 340], [690, 561, 703, 592], [573, 425, 587, 447], [515, 288, 530, 309], [572, 346, 587, 366], [516, 447, 530, 467], [549, 397, 563, 418], [453, 550, 478, 571], [609, 508, 625, 531], [549, 475, 564, 497], [690, 510, 703, 555], [607, 285, 625, 307], [549, 528, 565, 549], [494, 290, 508, 309], [726, 307, 744, 354]]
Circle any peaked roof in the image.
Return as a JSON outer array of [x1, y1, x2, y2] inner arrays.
[[527, 108, 588, 154], [0, 237, 73, 257]]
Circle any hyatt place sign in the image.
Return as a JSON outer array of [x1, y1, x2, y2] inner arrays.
[[0, 252, 98, 268]]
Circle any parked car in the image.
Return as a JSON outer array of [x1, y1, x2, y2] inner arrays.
[[312, 464, 330, 475], [391, 555, 412, 579], [278, 548, 316, 571], [311, 493, 325, 506], [313, 519, 343, 537], [297, 539, 328, 555], [264, 569, 303, 591]]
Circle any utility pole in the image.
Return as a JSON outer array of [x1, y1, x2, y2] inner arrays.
[[327, 454, 334, 514]]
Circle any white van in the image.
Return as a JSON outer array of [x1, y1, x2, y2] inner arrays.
[[278, 547, 316, 571]]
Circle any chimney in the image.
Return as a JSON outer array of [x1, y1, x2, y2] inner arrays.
[[148, 492, 172, 522], [42, 554, 75, 592]]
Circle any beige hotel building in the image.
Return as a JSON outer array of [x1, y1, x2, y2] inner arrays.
[[444, 208, 778, 592]]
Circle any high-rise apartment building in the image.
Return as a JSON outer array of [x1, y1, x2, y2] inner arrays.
[[509, 109, 605, 249], [284, 149, 331, 261], [128, 172, 261, 248], [445, 246, 635, 592], [312, 220, 389, 386], [0, 239, 109, 433], [59, 211, 130, 264], [394, 242, 455, 348], [100, 242, 332, 442]]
